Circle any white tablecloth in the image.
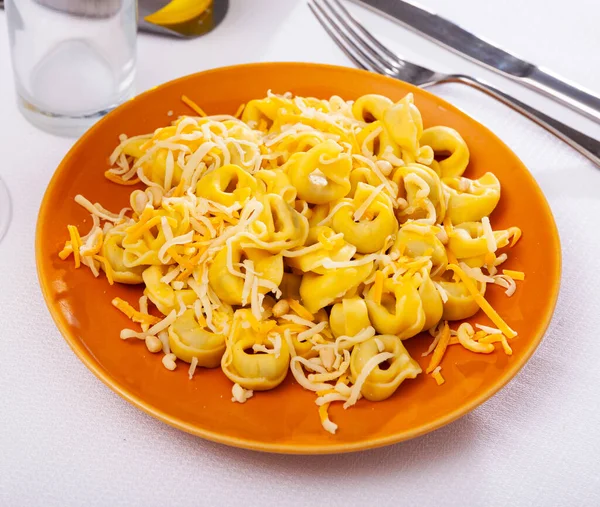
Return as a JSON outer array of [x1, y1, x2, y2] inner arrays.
[[2, 1, 600, 505]]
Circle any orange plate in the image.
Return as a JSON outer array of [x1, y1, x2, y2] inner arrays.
[[36, 63, 561, 454]]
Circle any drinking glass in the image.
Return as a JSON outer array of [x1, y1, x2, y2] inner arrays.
[[5, 0, 137, 137]]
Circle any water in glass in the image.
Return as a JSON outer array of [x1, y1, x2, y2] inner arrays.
[[6, 0, 137, 137]]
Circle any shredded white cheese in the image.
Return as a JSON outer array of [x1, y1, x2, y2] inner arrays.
[[231, 383, 254, 403]]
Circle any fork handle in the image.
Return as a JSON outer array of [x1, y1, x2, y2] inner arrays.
[[434, 74, 600, 168]]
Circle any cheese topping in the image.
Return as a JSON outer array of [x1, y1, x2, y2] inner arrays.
[[58, 91, 524, 435]]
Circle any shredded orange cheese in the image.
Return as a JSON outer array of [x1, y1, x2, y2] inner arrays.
[[104, 170, 140, 186], [67, 225, 82, 268], [58, 242, 73, 260], [509, 227, 522, 247], [288, 299, 315, 322], [171, 178, 186, 197], [443, 216, 453, 235], [480, 334, 513, 355], [426, 322, 450, 373], [432, 367, 445, 385], [447, 249, 458, 266], [181, 95, 207, 117], [447, 264, 517, 339], [93, 255, 114, 285], [484, 252, 496, 266], [112, 297, 161, 325], [503, 269, 525, 281], [316, 388, 337, 397], [318, 402, 337, 434], [474, 330, 488, 341]]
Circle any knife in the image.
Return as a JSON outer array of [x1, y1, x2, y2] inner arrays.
[[351, 0, 600, 124]]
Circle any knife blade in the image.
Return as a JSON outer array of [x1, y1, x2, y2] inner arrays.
[[351, 0, 600, 123]]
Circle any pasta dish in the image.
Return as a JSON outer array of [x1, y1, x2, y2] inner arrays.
[[59, 91, 523, 434]]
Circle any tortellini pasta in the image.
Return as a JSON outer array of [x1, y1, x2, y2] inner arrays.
[[222, 317, 290, 390], [420, 126, 469, 178], [448, 222, 517, 267], [329, 297, 371, 338], [365, 275, 426, 338], [437, 277, 487, 321], [196, 164, 262, 207], [142, 265, 197, 315], [390, 225, 448, 274], [382, 94, 423, 159], [169, 309, 227, 367], [352, 94, 393, 122], [350, 335, 421, 401], [101, 227, 145, 284], [208, 242, 284, 306], [393, 163, 446, 223], [443, 172, 501, 224], [286, 226, 356, 274], [299, 262, 374, 314], [331, 183, 398, 254], [62, 90, 522, 436], [284, 140, 352, 204], [249, 194, 309, 253]]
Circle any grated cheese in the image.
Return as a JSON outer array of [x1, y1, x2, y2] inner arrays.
[[288, 299, 315, 322], [319, 403, 338, 435], [503, 269, 525, 281], [158, 230, 194, 263], [188, 357, 199, 379], [316, 392, 348, 406], [426, 322, 450, 373], [481, 216, 497, 253], [433, 281, 449, 303], [456, 323, 494, 353], [181, 95, 207, 117], [431, 366, 445, 385], [317, 201, 353, 227], [67, 225, 82, 268], [112, 297, 160, 326], [352, 154, 397, 203], [120, 310, 177, 340], [280, 314, 315, 328], [231, 383, 254, 403], [344, 352, 394, 409], [158, 330, 170, 354], [448, 264, 517, 339], [290, 357, 332, 392], [360, 126, 383, 157], [297, 321, 328, 342], [475, 324, 503, 335], [74, 195, 124, 223], [59, 92, 525, 436], [353, 183, 386, 221], [480, 334, 513, 355]]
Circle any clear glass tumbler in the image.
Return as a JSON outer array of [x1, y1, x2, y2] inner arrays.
[[5, 0, 137, 137]]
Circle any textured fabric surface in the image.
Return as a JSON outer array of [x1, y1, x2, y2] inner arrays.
[[1, 1, 600, 505]]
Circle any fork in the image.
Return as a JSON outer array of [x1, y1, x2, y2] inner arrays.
[[308, 0, 600, 168]]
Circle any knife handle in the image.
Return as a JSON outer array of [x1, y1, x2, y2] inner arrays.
[[440, 74, 600, 168]]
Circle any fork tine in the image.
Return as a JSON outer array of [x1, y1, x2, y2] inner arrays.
[[311, 0, 392, 76], [308, 1, 376, 72], [328, 0, 406, 70]]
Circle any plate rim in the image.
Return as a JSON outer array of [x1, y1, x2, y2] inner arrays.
[[35, 61, 562, 454]]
